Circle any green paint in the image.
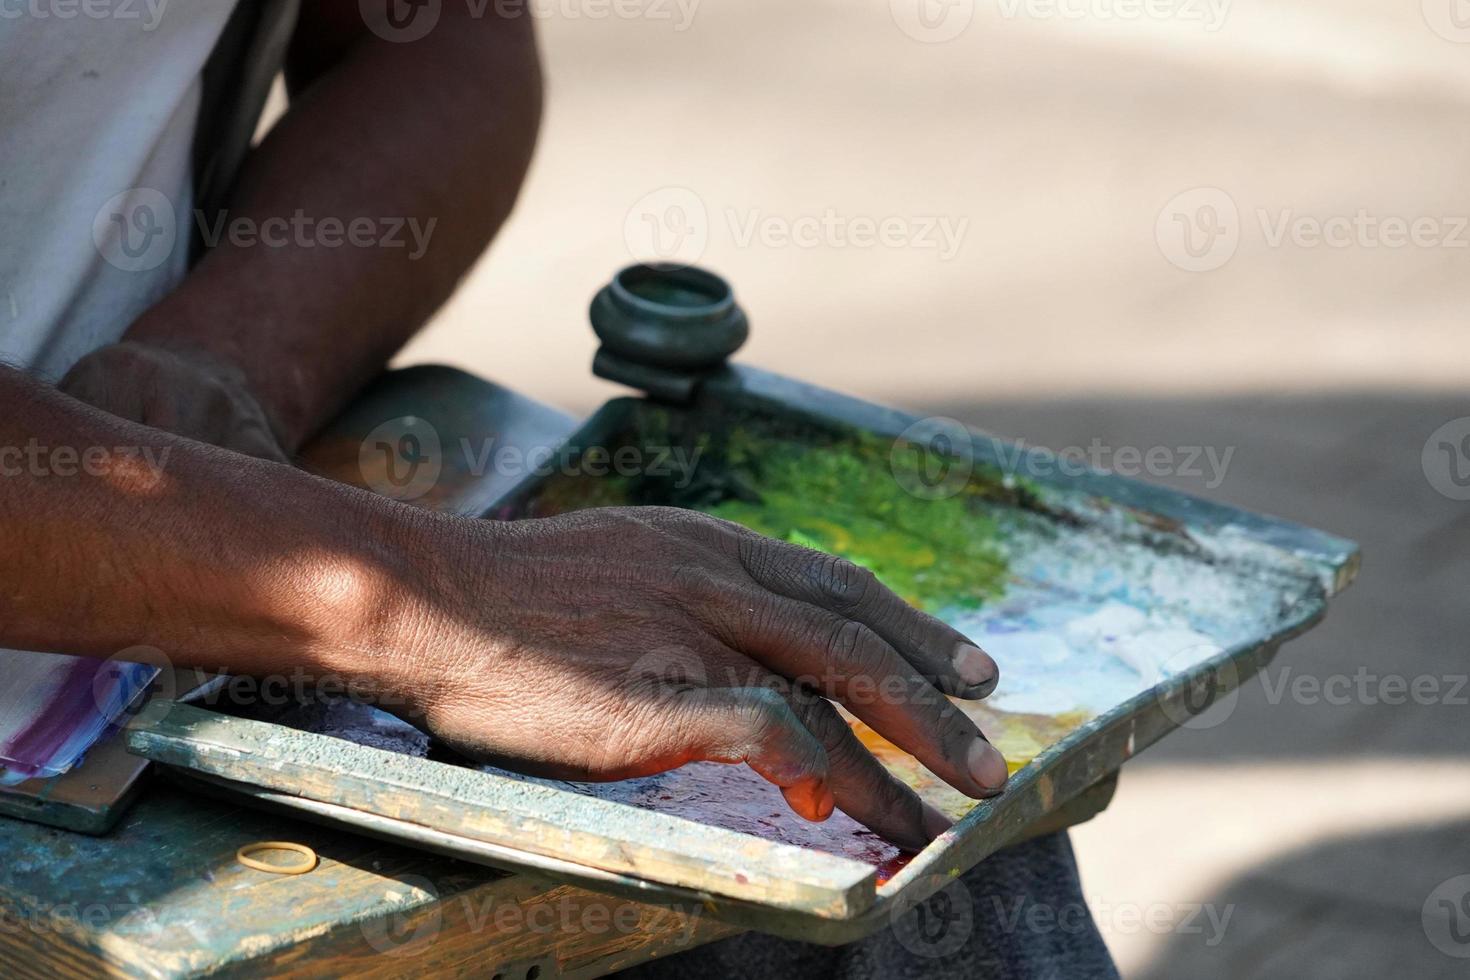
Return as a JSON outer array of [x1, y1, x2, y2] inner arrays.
[[702, 434, 1010, 612], [516, 410, 1015, 614]]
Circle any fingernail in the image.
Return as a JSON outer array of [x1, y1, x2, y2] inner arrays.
[[953, 642, 998, 693], [817, 784, 836, 820], [967, 738, 1009, 794], [921, 802, 953, 841]]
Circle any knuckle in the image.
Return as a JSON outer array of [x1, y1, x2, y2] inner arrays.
[[931, 699, 976, 745], [644, 506, 721, 542], [736, 532, 781, 580], [733, 688, 791, 743], [627, 645, 709, 694], [814, 555, 874, 611], [667, 562, 724, 602], [827, 620, 889, 679], [790, 694, 844, 743], [872, 770, 924, 821]]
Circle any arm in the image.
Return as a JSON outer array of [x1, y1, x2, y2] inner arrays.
[[5, 367, 1007, 849], [63, 2, 543, 454]]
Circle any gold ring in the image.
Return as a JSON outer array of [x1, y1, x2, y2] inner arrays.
[[236, 841, 319, 876]]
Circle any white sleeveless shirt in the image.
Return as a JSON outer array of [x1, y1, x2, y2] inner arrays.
[[0, 0, 238, 381]]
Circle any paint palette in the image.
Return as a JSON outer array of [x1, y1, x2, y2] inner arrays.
[[0, 653, 155, 787], [129, 364, 1357, 942]]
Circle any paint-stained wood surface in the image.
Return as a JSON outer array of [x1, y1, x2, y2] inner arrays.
[[0, 785, 738, 979], [127, 704, 878, 920]]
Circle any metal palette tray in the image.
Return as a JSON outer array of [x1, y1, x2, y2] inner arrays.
[[128, 362, 1358, 944]]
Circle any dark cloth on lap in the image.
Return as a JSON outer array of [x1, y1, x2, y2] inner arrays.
[[613, 832, 1119, 980]]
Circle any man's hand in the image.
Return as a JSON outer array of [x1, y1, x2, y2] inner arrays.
[[4, 368, 1004, 851], [59, 341, 288, 461], [383, 507, 1008, 851]]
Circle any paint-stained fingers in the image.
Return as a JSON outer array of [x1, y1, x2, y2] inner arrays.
[[784, 690, 953, 851], [721, 595, 1008, 799], [675, 686, 835, 822], [734, 534, 999, 699]]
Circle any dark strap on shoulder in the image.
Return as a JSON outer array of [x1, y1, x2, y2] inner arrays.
[[190, 0, 301, 261]]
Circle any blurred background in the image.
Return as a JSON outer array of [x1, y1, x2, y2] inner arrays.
[[370, 1, 1468, 975]]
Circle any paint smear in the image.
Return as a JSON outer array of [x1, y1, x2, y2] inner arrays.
[[0, 651, 157, 786], [500, 426, 1308, 868], [260, 421, 1312, 876]]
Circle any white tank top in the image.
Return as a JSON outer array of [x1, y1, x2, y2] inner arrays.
[[0, 1, 239, 381]]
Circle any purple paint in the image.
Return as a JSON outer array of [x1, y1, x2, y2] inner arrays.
[[0, 651, 157, 785]]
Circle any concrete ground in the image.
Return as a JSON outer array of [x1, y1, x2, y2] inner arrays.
[[394, 2, 1470, 975]]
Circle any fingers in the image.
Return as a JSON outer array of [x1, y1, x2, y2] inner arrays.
[[731, 530, 999, 699], [783, 689, 953, 851], [673, 686, 835, 822], [726, 597, 1008, 799], [676, 675, 954, 849]]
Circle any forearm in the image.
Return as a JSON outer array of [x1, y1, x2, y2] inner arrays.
[[0, 366, 440, 686], [125, 9, 543, 452]]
